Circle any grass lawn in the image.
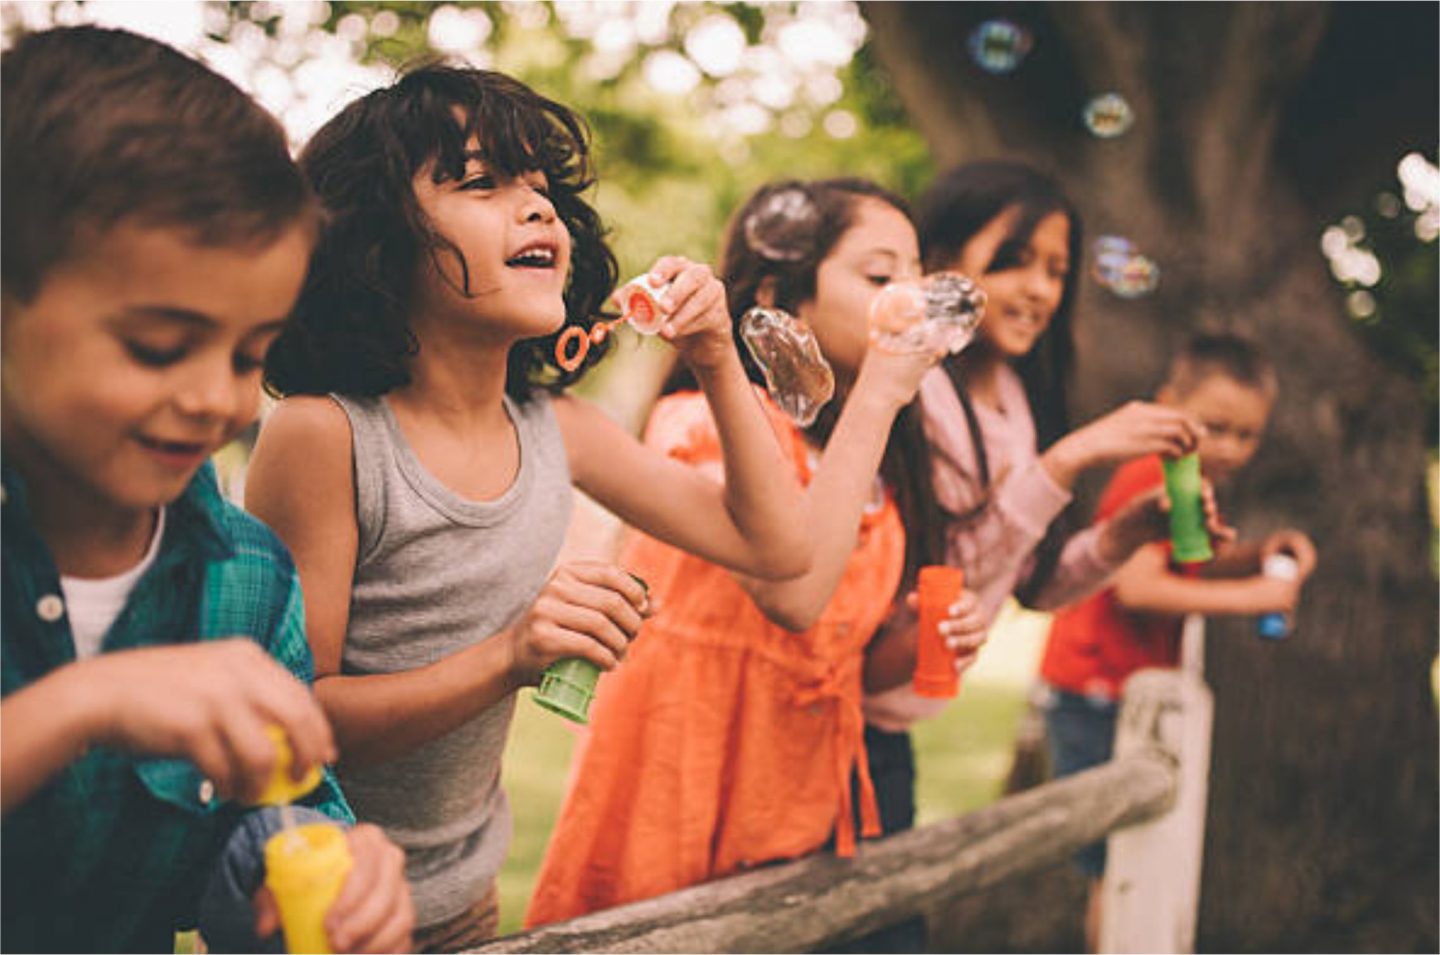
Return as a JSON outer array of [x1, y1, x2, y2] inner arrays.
[[494, 601, 1050, 936]]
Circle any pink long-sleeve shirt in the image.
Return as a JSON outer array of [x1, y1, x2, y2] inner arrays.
[[863, 364, 1122, 731]]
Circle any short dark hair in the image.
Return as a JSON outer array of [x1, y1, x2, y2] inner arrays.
[[1, 25, 315, 302], [264, 64, 618, 402], [1168, 331, 1278, 399]]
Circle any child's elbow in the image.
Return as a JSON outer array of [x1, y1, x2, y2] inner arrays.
[[753, 593, 822, 633], [752, 540, 813, 581]]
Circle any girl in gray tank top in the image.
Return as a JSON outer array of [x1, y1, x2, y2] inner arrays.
[[249, 66, 809, 945]]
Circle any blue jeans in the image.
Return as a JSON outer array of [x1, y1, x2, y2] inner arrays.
[[198, 805, 337, 953], [1041, 686, 1119, 878]]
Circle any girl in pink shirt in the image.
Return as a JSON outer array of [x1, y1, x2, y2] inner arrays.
[[846, 161, 1204, 953]]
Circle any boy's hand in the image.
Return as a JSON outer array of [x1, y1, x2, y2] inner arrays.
[[1099, 478, 1236, 564], [1262, 529, 1317, 579], [503, 561, 652, 686], [252, 823, 414, 953], [646, 256, 735, 374], [80, 640, 336, 804]]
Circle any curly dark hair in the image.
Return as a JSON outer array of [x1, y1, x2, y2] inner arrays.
[[265, 64, 618, 402]]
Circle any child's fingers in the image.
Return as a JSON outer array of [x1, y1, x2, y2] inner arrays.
[[326, 825, 414, 953], [215, 713, 282, 804], [548, 603, 638, 664], [646, 255, 691, 285], [558, 562, 651, 614]]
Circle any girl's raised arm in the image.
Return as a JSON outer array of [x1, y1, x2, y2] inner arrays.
[[560, 257, 810, 581]]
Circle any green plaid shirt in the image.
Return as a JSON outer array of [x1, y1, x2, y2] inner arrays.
[[1, 462, 353, 953]]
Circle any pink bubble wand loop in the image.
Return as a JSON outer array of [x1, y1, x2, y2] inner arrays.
[[555, 273, 672, 373]]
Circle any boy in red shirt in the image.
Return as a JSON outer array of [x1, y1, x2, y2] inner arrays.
[[1038, 332, 1317, 951]]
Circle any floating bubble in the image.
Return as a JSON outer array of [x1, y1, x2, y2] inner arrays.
[[869, 272, 987, 356], [967, 20, 1032, 75], [1091, 236, 1159, 299], [738, 306, 835, 427], [1107, 255, 1160, 299], [1083, 93, 1134, 138], [1091, 235, 1135, 286], [743, 187, 822, 262]]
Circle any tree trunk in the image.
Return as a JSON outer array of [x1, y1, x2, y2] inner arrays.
[[861, 2, 1438, 950]]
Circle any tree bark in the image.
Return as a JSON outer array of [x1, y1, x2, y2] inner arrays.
[[861, 2, 1438, 950]]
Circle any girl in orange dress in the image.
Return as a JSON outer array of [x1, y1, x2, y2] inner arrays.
[[525, 178, 990, 926]]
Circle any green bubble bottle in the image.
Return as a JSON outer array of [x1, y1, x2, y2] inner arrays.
[[534, 573, 648, 724], [1162, 453, 1213, 564]]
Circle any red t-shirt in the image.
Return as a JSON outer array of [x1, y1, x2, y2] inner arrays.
[[1039, 456, 1182, 700]]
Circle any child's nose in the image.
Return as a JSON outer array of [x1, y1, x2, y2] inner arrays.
[[175, 365, 244, 421], [518, 186, 556, 223]]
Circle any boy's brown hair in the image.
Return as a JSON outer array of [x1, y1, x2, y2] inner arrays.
[[1166, 331, 1278, 400], [1, 25, 315, 302]]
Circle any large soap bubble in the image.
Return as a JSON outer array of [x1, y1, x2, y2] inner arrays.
[[738, 306, 835, 427], [967, 20, 1032, 74], [869, 272, 987, 355]]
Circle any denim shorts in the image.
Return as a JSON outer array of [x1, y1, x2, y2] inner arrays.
[[1040, 685, 1119, 878]]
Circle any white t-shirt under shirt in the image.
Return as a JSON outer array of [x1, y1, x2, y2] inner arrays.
[[60, 508, 166, 659]]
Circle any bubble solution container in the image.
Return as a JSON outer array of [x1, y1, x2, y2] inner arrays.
[[254, 725, 323, 806], [534, 658, 602, 725], [264, 822, 354, 955], [913, 566, 967, 699], [1257, 553, 1300, 640], [535, 574, 649, 724], [1161, 453, 1213, 564]]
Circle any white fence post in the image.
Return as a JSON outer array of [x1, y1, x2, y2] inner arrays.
[[1100, 615, 1213, 954]]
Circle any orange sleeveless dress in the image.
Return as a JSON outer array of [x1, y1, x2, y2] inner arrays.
[[525, 391, 904, 927]]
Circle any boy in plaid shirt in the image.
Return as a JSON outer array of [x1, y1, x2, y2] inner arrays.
[[1, 26, 411, 952]]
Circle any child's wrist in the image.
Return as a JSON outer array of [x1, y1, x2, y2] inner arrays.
[[1039, 438, 1083, 489]]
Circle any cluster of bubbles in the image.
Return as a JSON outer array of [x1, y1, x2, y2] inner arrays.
[[868, 273, 987, 356], [1082, 93, 1134, 138], [1092, 236, 1160, 299], [739, 306, 835, 427], [742, 186, 823, 262], [965, 20, 1157, 295], [966, 20, 1032, 75]]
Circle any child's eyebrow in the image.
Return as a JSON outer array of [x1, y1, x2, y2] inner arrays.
[[110, 306, 289, 335]]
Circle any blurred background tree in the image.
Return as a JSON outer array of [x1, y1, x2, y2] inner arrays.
[[4, 2, 1433, 950]]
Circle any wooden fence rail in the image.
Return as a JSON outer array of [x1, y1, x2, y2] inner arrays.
[[472, 665, 1211, 954]]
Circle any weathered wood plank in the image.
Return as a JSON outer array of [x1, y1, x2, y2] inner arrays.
[[471, 751, 1176, 954]]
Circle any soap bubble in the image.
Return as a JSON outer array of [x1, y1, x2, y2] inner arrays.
[[967, 20, 1032, 74], [738, 306, 835, 427], [869, 272, 987, 355], [1083, 93, 1134, 138], [1092, 236, 1160, 299], [1107, 255, 1160, 299], [743, 186, 822, 262]]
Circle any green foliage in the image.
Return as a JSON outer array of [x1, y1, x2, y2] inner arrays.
[[298, 1, 932, 275]]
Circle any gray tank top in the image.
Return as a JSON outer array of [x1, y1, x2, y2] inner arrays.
[[330, 392, 572, 928]]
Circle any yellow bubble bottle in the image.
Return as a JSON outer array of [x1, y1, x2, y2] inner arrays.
[[263, 823, 353, 954], [254, 726, 350, 954]]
